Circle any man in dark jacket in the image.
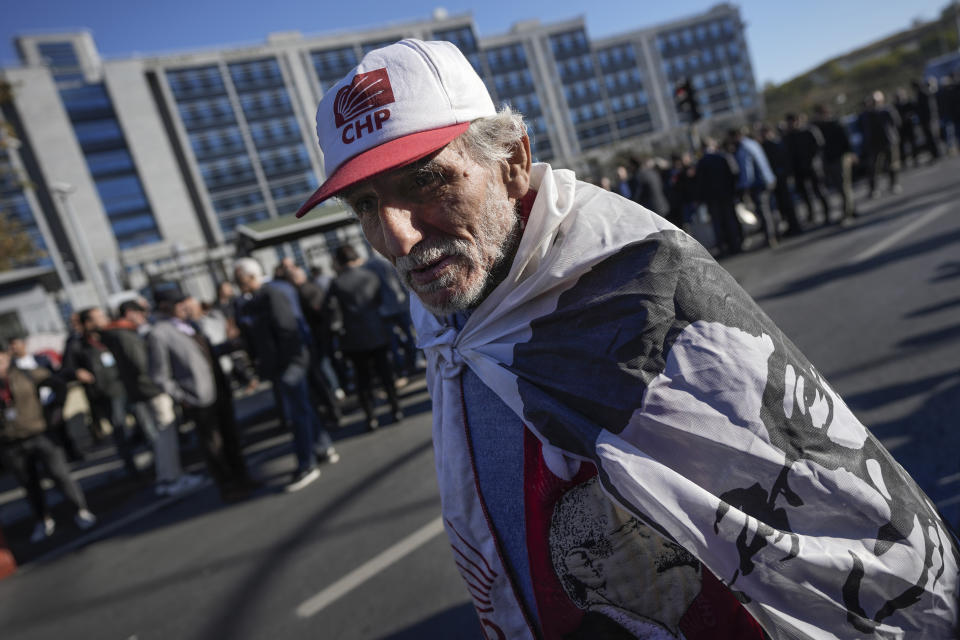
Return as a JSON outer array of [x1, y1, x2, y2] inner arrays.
[[695, 137, 741, 257], [893, 88, 918, 167], [857, 91, 902, 197], [364, 254, 420, 378], [9, 336, 81, 461], [61, 307, 138, 478], [629, 157, 669, 217], [234, 259, 338, 493], [104, 300, 202, 497], [326, 246, 403, 431], [782, 113, 830, 225], [812, 104, 857, 222], [912, 79, 941, 162], [0, 340, 96, 543], [759, 124, 802, 236], [286, 265, 344, 424]]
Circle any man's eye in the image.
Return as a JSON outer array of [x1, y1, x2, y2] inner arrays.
[[352, 197, 377, 217], [414, 171, 440, 189]]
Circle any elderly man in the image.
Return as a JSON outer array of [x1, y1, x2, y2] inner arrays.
[[148, 287, 254, 502], [295, 40, 958, 638]]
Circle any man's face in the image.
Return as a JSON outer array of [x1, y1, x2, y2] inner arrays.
[[342, 143, 523, 315], [9, 339, 27, 359], [125, 309, 147, 327], [85, 308, 107, 332], [178, 297, 200, 321], [234, 269, 254, 294]]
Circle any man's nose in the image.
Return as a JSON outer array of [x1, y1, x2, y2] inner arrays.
[[379, 204, 422, 258]]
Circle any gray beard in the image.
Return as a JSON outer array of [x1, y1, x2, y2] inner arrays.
[[395, 190, 523, 316]]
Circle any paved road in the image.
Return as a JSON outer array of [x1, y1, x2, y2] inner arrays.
[[0, 156, 958, 640]]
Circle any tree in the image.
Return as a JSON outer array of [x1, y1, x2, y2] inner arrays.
[[0, 209, 42, 270]]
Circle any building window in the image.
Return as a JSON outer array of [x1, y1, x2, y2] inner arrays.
[[37, 42, 79, 70], [432, 27, 478, 53]]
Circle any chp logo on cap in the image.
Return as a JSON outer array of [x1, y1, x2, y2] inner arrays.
[[334, 68, 395, 144]]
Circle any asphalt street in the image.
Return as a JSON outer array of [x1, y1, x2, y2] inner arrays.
[[0, 155, 958, 640]]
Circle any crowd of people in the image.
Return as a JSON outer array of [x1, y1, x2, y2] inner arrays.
[[0, 244, 421, 541], [598, 75, 960, 257]]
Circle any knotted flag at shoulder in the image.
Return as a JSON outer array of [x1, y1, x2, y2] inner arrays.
[[415, 162, 959, 639]]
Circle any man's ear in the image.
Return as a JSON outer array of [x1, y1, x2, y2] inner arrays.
[[502, 134, 532, 199]]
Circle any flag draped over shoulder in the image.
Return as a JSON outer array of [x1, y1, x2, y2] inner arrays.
[[413, 162, 959, 639]]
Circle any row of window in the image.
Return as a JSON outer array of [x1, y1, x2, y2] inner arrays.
[[557, 55, 594, 81], [239, 89, 293, 121], [212, 188, 264, 215], [167, 66, 226, 100], [563, 80, 602, 105], [610, 91, 648, 113], [270, 173, 316, 203], [259, 146, 311, 178], [656, 18, 737, 52], [570, 101, 608, 124], [200, 156, 257, 191], [191, 128, 246, 160], [491, 70, 534, 97], [662, 42, 741, 75], [578, 123, 612, 150], [617, 114, 653, 134], [311, 46, 358, 81], [229, 58, 285, 92], [604, 69, 644, 93], [596, 44, 637, 70], [249, 116, 302, 148], [178, 97, 237, 130], [432, 27, 478, 53], [60, 84, 114, 121], [44, 40, 163, 249], [549, 30, 589, 58], [37, 42, 80, 69], [485, 43, 526, 71]]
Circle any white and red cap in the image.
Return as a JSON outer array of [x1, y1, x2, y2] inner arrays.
[[296, 39, 496, 218]]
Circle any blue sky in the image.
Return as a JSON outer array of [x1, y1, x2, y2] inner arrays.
[[2, 0, 954, 85]]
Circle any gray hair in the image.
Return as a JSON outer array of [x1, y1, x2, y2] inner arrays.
[[233, 257, 264, 280], [455, 107, 527, 167]]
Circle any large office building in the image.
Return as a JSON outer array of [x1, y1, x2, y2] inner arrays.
[[0, 4, 759, 335]]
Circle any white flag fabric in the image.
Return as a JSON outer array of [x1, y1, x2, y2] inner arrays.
[[413, 162, 959, 639]]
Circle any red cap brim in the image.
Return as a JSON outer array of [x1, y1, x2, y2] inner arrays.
[[295, 122, 470, 218]]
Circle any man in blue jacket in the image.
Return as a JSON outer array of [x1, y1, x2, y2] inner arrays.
[[727, 127, 778, 248]]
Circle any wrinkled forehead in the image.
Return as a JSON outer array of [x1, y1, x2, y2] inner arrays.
[[338, 144, 460, 200]]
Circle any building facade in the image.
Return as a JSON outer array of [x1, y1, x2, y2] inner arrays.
[[0, 4, 759, 335]]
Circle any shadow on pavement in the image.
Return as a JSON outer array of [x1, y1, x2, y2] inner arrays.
[[932, 261, 960, 283], [904, 295, 960, 318], [0, 435, 439, 636], [843, 370, 959, 415], [379, 602, 483, 640], [896, 323, 960, 349], [190, 435, 436, 640], [858, 376, 960, 527], [756, 227, 960, 301], [0, 376, 434, 567], [765, 181, 960, 258]]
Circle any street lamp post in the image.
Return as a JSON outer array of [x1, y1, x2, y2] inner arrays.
[[49, 182, 111, 311]]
